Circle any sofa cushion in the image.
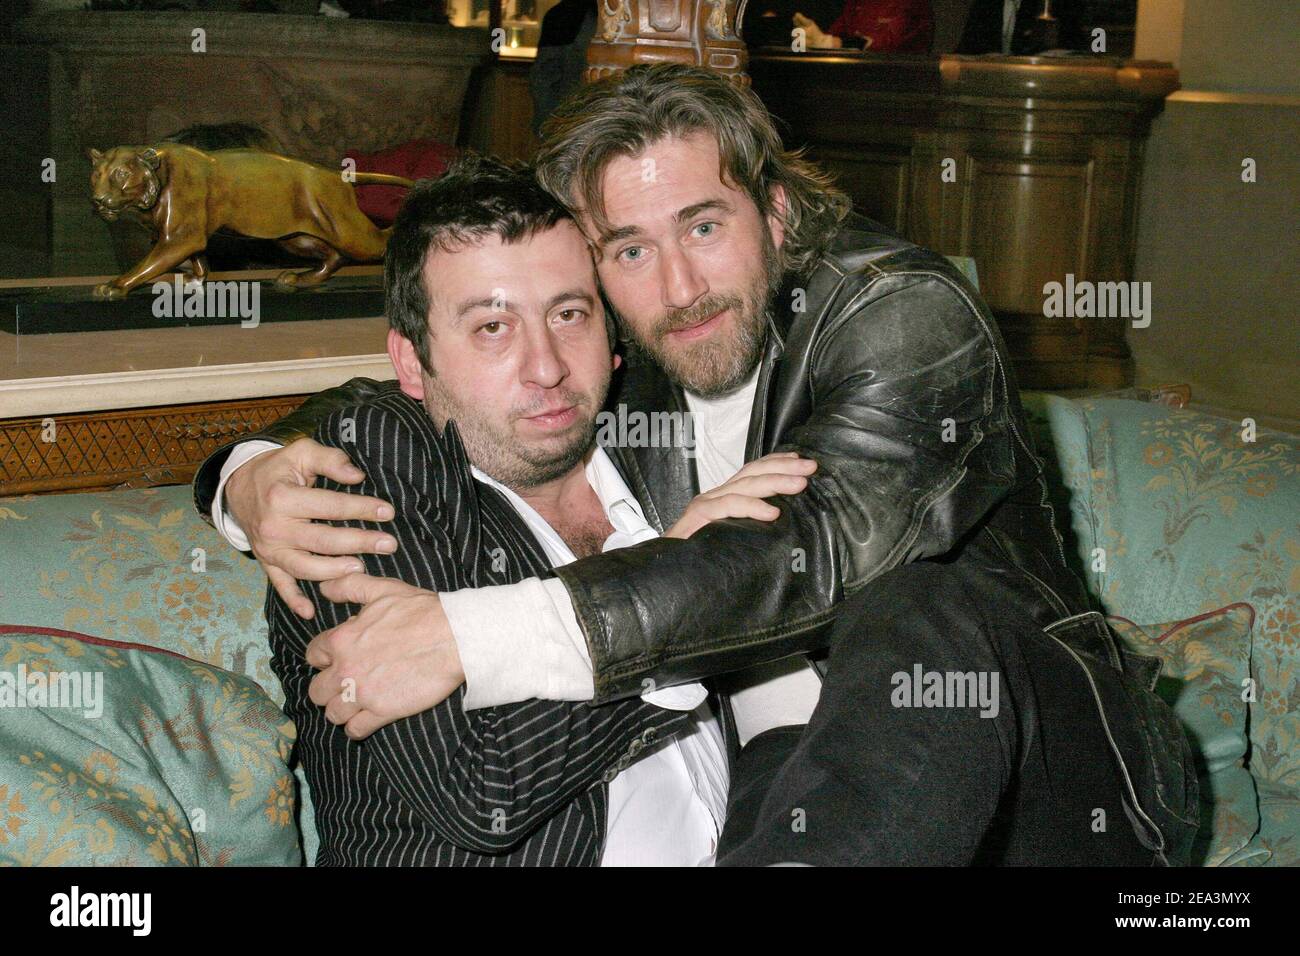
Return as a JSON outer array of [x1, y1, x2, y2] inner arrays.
[[0, 484, 320, 862], [1251, 782, 1300, 867], [1107, 605, 1264, 866], [0, 625, 300, 866], [0, 486, 275, 692]]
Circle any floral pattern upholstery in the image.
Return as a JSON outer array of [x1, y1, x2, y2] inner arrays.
[[1107, 606, 1263, 866], [0, 626, 300, 866], [0, 486, 319, 863], [1023, 394, 1300, 866]]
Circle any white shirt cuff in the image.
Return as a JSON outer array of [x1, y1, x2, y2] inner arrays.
[[443, 577, 596, 709], [212, 440, 281, 552], [444, 576, 707, 713]]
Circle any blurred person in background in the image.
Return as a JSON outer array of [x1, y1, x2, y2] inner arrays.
[[793, 0, 933, 52], [531, 0, 599, 137]]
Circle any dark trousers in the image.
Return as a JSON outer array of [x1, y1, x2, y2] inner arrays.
[[716, 551, 1198, 866]]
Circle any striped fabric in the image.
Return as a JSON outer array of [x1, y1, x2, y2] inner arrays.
[[267, 383, 689, 866]]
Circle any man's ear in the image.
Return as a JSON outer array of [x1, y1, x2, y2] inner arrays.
[[612, 352, 623, 371], [387, 329, 427, 400], [767, 183, 789, 249]]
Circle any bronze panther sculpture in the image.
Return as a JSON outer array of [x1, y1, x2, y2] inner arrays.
[[87, 143, 413, 300]]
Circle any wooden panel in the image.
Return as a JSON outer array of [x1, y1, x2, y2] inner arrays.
[[0, 395, 309, 495], [960, 156, 1094, 317], [463, 59, 541, 163], [815, 148, 911, 233]]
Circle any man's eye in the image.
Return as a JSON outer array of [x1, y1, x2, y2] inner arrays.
[[619, 246, 643, 263], [478, 320, 505, 335], [556, 309, 586, 323], [694, 221, 717, 237]]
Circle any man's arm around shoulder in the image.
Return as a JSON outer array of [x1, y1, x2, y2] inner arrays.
[[556, 267, 1019, 702], [192, 376, 395, 527]]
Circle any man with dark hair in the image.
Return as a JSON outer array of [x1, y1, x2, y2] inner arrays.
[[269, 152, 807, 864], [197, 64, 1197, 866]]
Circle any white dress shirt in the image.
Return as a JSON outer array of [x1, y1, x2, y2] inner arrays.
[[213, 370, 822, 746], [465, 450, 728, 866]]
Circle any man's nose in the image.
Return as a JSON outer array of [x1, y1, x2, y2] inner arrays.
[[659, 244, 707, 311], [520, 324, 569, 390]]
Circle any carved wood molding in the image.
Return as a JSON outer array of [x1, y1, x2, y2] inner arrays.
[[0, 395, 309, 496], [586, 0, 750, 83]]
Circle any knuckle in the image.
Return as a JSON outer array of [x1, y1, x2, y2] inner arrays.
[[265, 482, 290, 509], [306, 524, 339, 553]]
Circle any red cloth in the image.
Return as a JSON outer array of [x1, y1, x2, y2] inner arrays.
[[344, 138, 459, 226], [829, 0, 933, 52]]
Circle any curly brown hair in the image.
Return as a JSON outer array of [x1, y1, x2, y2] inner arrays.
[[535, 63, 852, 279]]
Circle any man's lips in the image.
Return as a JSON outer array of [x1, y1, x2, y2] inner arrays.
[[520, 404, 579, 430], [668, 308, 728, 342]]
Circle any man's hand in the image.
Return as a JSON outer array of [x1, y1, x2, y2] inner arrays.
[[305, 573, 464, 740], [224, 437, 398, 619], [665, 451, 817, 539], [793, 12, 842, 48]]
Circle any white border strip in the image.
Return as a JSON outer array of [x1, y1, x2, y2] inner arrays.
[[0, 355, 393, 418]]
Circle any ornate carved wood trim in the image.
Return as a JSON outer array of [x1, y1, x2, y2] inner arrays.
[[585, 0, 750, 83], [0, 396, 310, 496]]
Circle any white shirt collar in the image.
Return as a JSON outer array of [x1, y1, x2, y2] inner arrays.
[[469, 446, 655, 567]]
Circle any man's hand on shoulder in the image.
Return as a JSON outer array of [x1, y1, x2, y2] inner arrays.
[[306, 573, 465, 740], [225, 437, 398, 619]]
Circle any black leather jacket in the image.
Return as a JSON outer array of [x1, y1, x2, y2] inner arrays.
[[194, 212, 1095, 701]]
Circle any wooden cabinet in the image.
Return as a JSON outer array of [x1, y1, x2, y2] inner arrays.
[[751, 52, 1178, 390], [464, 57, 543, 162], [0, 310, 392, 496]]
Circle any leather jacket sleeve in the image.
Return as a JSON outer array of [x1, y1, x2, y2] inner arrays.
[[556, 269, 1021, 703], [191, 376, 396, 530]]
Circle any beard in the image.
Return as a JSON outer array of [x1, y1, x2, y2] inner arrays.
[[420, 373, 608, 492], [627, 225, 785, 398]]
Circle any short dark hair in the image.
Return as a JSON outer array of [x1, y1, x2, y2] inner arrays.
[[385, 152, 584, 375]]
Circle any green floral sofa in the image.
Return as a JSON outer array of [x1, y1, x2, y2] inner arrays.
[[0, 393, 1296, 866]]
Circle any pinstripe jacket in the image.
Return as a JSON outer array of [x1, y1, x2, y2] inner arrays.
[[267, 388, 690, 866]]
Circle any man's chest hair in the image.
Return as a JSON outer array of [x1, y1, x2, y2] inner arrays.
[[549, 510, 616, 560]]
